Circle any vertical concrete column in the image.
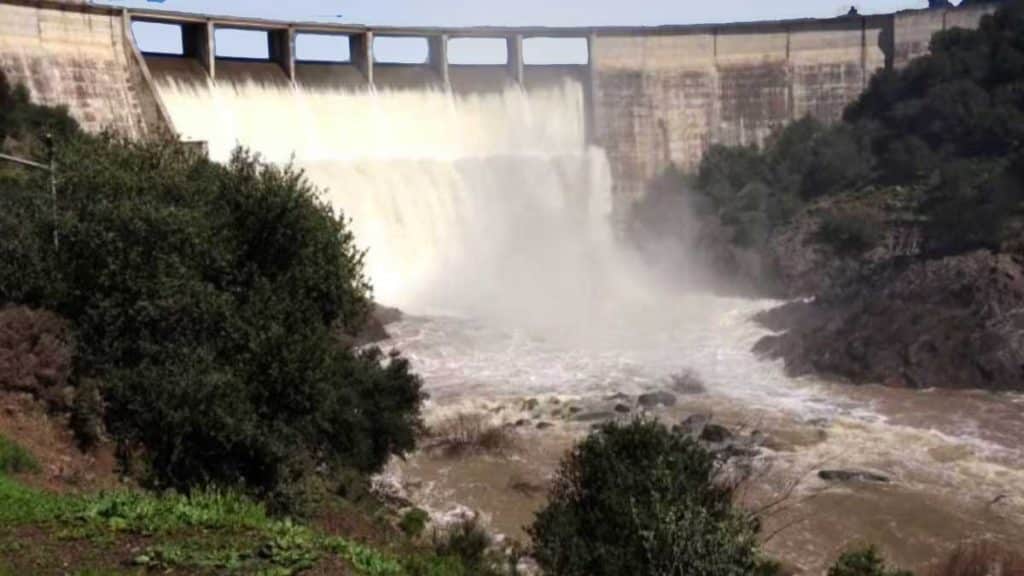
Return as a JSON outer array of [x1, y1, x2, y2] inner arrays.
[[507, 34, 524, 85], [183, 20, 215, 80], [269, 27, 296, 84], [351, 31, 374, 86], [428, 34, 450, 88]]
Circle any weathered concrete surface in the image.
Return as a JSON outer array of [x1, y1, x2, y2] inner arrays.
[[0, 1, 168, 138], [591, 4, 999, 201], [0, 0, 1000, 205]]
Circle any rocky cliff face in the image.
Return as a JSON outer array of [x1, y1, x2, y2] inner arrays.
[[754, 250, 1024, 391]]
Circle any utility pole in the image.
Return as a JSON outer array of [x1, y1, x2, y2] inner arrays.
[[0, 134, 59, 251]]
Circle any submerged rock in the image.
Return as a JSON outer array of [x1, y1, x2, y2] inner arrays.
[[574, 411, 615, 423], [638, 391, 677, 409], [699, 424, 734, 444], [679, 414, 711, 437], [818, 469, 890, 483]]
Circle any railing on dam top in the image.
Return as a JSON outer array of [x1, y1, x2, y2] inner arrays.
[[128, 10, 596, 87]]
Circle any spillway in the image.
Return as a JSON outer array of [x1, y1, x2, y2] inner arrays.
[[150, 69, 634, 330]]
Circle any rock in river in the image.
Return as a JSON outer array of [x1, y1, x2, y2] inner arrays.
[[638, 391, 677, 409], [818, 469, 890, 483]]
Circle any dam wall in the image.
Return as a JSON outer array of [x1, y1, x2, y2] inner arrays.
[[0, 0, 167, 138], [591, 3, 999, 199], [0, 0, 1000, 202]]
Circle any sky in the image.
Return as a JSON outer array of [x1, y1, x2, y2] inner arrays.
[[107, 0, 961, 64]]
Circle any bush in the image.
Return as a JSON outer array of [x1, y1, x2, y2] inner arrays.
[[435, 519, 493, 571], [529, 419, 764, 576], [0, 436, 39, 475], [428, 413, 515, 457], [828, 546, 913, 576], [1, 78, 425, 506], [399, 508, 430, 538], [0, 306, 73, 399]]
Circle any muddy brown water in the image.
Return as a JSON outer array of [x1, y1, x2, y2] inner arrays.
[[379, 298, 1024, 574]]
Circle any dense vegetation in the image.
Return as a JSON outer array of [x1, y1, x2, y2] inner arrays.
[[0, 70, 423, 508], [529, 419, 770, 576], [633, 0, 1024, 280]]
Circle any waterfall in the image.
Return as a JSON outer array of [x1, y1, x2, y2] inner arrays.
[[151, 73, 646, 333]]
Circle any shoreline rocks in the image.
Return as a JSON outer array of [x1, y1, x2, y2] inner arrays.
[[754, 250, 1024, 392]]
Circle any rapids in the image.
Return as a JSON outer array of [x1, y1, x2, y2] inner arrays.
[[150, 71, 1024, 572]]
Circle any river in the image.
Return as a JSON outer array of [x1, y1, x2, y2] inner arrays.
[[149, 70, 1024, 573]]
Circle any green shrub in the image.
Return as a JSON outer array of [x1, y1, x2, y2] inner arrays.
[[434, 519, 492, 572], [529, 418, 763, 576], [1, 78, 425, 506], [827, 546, 913, 576], [0, 436, 39, 475], [400, 508, 430, 538]]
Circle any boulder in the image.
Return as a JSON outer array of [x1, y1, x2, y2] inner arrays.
[[699, 424, 733, 443]]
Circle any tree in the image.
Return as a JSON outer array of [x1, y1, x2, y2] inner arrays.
[[529, 419, 766, 576], [1, 83, 425, 507]]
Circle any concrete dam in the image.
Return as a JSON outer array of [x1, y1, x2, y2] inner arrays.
[[0, 0, 999, 199]]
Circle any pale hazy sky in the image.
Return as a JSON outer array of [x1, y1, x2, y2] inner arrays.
[[105, 0, 963, 64]]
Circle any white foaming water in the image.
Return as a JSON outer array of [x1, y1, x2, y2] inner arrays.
[[153, 72, 1024, 554], [155, 76, 637, 326]]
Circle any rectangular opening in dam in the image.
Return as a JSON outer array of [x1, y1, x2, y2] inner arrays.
[[522, 37, 589, 65], [131, 21, 185, 55], [214, 27, 271, 60], [295, 33, 352, 63], [373, 36, 429, 64], [448, 38, 508, 65]]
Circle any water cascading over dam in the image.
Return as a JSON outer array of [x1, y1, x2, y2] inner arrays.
[[152, 72, 653, 333]]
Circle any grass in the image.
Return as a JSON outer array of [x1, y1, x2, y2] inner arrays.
[[0, 468, 484, 576], [0, 431, 486, 575], [0, 435, 39, 474]]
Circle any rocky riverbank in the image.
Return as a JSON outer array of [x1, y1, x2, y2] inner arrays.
[[754, 208, 1024, 391]]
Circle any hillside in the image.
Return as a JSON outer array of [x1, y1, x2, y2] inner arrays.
[[630, 0, 1024, 391]]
